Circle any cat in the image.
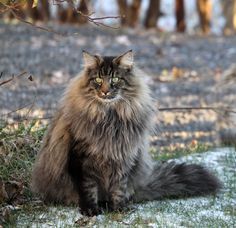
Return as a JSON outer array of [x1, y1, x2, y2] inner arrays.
[[31, 50, 221, 216]]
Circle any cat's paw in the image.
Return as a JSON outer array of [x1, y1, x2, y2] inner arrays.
[[98, 200, 110, 210], [109, 198, 127, 212], [80, 205, 102, 216]]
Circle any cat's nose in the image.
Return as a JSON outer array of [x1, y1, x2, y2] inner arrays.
[[100, 82, 110, 96], [101, 91, 110, 96]]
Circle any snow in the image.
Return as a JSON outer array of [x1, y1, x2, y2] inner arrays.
[[16, 147, 236, 227]]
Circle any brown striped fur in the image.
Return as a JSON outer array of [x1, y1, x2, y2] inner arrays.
[[32, 51, 221, 216]]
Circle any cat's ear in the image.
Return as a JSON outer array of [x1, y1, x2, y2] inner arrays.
[[82, 50, 101, 68], [113, 50, 133, 69]]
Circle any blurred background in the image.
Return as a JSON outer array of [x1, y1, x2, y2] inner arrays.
[[0, 0, 236, 151], [1, 0, 236, 34]]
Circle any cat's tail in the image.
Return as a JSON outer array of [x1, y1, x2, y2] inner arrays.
[[134, 161, 221, 202]]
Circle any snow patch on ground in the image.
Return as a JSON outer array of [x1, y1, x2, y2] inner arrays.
[[17, 148, 235, 227]]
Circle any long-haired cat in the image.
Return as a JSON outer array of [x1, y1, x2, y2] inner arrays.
[[32, 50, 221, 216]]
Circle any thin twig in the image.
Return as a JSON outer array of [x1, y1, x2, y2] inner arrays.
[[66, 0, 122, 29], [0, 1, 65, 36], [9, 116, 53, 122], [3, 106, 236, 125], [0, 2, 62, 36], [0, 71, 28, 86], [0, 77, 14, 86], [158, 106, 236, 114], [91, 16, 123, 21], [1, 102, 35, 117], [10, 10, 66, 36], [81, 13, 121, 29], [0, 1, 122, 33]]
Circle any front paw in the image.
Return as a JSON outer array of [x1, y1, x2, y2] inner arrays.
[[80, 205, 102, 216], [109, 198, 127, 212]]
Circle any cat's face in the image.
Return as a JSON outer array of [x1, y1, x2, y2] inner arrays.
[[82, 50, 136, 103]]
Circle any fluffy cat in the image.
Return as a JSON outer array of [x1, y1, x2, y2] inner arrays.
[[32, 50, 221, 216]]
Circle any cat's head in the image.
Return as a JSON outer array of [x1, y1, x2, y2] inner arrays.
[[81, 50, 138, 103]]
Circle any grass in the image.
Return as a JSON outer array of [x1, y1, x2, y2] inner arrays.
[[0, 121, 46, 202], [0, 122, 235, 227], [150, 143, 211, 161]]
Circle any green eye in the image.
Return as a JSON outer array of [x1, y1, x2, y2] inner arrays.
[[112, 77, 120, 83], [95, 77, 103, 84]]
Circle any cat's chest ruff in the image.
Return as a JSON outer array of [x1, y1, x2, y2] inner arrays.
[[91, 108, 145, 139], [86, 151, 137, 188]]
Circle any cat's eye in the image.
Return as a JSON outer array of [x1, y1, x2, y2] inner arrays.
[[95, 77, 103, 84], [111, 77, 120, 83]]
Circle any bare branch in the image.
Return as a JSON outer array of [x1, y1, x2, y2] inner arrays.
[[1, 102, 35, 117], [0, 0, 122, 34], [2, 105, 235, 126], [10, 9, 66, 36], [51, 0, 122, 27], [91, 15, 123, 21], [0, 71, 28, 86], [64, 0, 122, 29], [158, 106, 236, 114]]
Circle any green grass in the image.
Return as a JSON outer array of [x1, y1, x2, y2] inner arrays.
[[0, 121, 46, 202], [0, 122, 235, 227], [150, 143, 211, 161]]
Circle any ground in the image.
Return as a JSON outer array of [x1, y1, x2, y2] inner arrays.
[[0, 22, 236, 227], [7, 148, 236, 227], [1, 23, 236, 149]]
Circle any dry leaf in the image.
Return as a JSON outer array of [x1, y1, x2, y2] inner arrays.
[[172, 67, 184, 79], [28, 75, 33, 81]]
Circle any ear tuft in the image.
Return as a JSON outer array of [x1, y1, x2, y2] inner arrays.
[[82, 50, 100, 68], [113, 50, 133, 68]]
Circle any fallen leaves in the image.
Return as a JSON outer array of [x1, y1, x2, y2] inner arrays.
[[158, 67, 199, 82]]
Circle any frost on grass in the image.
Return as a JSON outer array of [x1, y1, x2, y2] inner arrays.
[[17, 148, 235, 227]]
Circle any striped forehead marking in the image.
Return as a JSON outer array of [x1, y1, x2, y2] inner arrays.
[[98, 56, 117, 77]]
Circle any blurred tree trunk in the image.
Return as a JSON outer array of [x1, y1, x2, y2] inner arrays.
[[117, 0, 128, 25], [40, 0, 50, 22], [128, 0, 142, 27], [221, 0, 236, 34], [65, 8, 77, 23], [117, 0, 141, 27], [197, 0, 212, 34], [175, 0, 185, 32], [77, 0, 90, 24], [58, 0, 90, 24], [144, 0, 160, 28], [57, 4, 67, 23], [26, 0, 41, 21], [234, 1, 236, 30]]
